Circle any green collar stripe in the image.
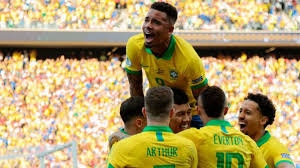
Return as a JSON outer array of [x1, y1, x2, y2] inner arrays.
[[145, 35, 176, 60], [143, 126, 173, 133], [275, 160, 294, 167], [206, 120, 232, 127], [156, 132, 164, 142], [120, 128, 128, 135], [256, 131, 271, 147], [125, 68, 142, 75], [191, 78, 208, 89], [108, 163, 115, 168], [221, 125, 229, 133]]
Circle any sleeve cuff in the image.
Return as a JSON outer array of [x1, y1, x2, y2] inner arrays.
[[125, 67, 142, 75], [275, 160, 295, 168], [191, 78, 208, 89]]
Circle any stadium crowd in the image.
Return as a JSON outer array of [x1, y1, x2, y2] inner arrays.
[[0, 49, 298, 167], [0, 0, 299, 30]]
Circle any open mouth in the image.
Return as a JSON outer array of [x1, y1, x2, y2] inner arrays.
[[180, 124, 189, 130], [144, 33, 154, 43], [239, 123, 246, 131]]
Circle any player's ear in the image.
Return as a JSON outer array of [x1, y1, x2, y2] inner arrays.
[[169, 107, 175, 119], [142, 107, 147, 118], [224, 107, 229, 116], [136, 118, 143, 128], [260, 116, 269, 127]]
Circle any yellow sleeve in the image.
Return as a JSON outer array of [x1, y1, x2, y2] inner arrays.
[[177, 128, 198, 144], [185, 56, 207, 89], [272, 147, 294, 167], [125, 36, 142, 74], [107, 143, 122, 168], [190, 142, 198, 168], [250, 143, 269, 168]]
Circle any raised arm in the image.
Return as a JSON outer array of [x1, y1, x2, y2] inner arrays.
[[192, 84, 208, 100], [127, 73, 144, 97]]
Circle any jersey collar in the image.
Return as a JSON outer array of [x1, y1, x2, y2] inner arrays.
[[256, 131, 271, 147], [145, 35, 176, 60], [206, 120, 232, 127], [120, 128, 129, 135], [142, 125, 173, 133]]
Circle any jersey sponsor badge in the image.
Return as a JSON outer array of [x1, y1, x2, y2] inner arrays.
[[192, 76, 203, 84], [126, 56, 132, 67], [170, 70, 178, 80], [281, 153, 292, 159]]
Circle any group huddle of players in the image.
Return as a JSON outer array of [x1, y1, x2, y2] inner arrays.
[[107, 2, 295, 168]]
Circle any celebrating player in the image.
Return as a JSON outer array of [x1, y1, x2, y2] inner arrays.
[[239, 93, 295, 168], [125, 1, 208, 129], [107, 86, 197, 168], [178, 86, 268, 168], [108, 96, 146, 149], [169, 88, 192, 133]]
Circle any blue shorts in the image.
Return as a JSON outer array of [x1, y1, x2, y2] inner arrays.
[[191, 115, 203, 129]]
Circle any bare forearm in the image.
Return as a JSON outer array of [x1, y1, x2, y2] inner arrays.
[[127, 73, 144, 97]]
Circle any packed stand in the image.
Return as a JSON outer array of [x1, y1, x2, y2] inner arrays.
[[0, 50, 299, 167], [0, 0, 299, 30]]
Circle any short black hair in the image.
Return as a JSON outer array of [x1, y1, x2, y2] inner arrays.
[[120, 96, 144, 124], [145, 86, 173, 121], [198, 86, 226, 118], [245, 93, 275, 128], [171, 88, 188, 105], [150, 2, 178, 25]]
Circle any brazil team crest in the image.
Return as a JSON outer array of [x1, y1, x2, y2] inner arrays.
[[170, 70, 178, 80]]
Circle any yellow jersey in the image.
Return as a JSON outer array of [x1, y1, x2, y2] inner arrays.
[[257, 131, 294, 168], [178, 120, 268, 168], [107, 125, 198, 168], [125, 33, 207, 111]]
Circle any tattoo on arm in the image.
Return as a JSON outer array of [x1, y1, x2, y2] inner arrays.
[[127, 73, 144, 97]]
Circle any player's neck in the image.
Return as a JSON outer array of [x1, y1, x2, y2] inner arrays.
[[151, 37, 171, 57], [252, 129, 266, 142], [147, 120, 170, 127], [124, 127, 136, 136]]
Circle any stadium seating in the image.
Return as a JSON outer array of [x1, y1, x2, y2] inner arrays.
[[0, 0, 299, 30], [0, 50, 299, 167]]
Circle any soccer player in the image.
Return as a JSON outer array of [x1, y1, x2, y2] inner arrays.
[[169, 88, 192, 133], [178, 86, 268, 168], [107, 86, 198, 168], [239, 93, 295, 168], [108, 96, 146, 149], [125, 1, 208, 129]]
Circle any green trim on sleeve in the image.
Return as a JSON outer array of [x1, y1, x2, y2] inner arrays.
[[275, 160, 295, 168], [108, 163, 115, 168], [256, 131, 271, 147], [191, 78, 208, 89], [125, 67, 142, 75], [265, 165, 269, 168]]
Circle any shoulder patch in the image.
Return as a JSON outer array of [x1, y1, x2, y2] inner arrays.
[[192, 76, 203, 84], [281, 153, 292, 159], [126, 56, 132, 67]]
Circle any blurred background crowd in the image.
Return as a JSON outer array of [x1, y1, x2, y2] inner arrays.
[[0, 49, 298, 167], [0, 0, 300, 30]]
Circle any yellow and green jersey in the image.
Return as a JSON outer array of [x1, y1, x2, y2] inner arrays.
[[257, 131, 294, 168], [178, 120, 268, 168], [125, 33, 207, 114], [107, 125, 198, 168]]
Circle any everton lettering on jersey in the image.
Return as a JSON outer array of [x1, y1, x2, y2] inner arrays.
[[213, 134, 244, 146]]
